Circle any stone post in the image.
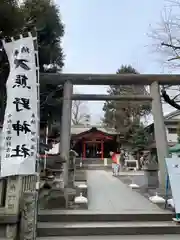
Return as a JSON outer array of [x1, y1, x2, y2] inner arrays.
[[5, 176, 22, 239], [60, 81, 73, 188], [104, 158, 107, 166], [150, 81, 169, 191], [20, 191, 37, 240]]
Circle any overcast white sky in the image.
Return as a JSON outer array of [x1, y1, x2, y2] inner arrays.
[[58, 0, 177, 124]]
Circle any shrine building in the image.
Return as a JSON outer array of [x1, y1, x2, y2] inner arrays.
[[71, 125, 120, 160]]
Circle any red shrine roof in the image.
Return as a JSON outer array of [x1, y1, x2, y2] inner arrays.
[[71, 125, 118, 135], [71, 126, 118, 141]]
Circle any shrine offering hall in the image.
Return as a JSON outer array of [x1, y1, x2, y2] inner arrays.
[[71, 126, 120, 159]]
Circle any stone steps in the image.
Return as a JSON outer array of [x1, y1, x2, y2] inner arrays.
[[81, 165, 111, 170], [37, 211, 180, 237], [37, 236, 180, 240], [37, 221, 180, 237], [38, 210, 173, 222]]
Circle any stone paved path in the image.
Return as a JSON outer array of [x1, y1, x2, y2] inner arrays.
[[87, 170, 164, 213], [37, 235, 180, 240]]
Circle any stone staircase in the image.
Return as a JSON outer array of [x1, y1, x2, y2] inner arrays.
[[37, 210, 180, 238]]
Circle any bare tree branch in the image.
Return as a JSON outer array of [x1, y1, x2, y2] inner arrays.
[[161, 89, 180, 109], [72, 100, 91, 125], [149, 0, 180, 110], [148, 2, 180, 68], [161, 42, 180, 50], [173, 93, 180, 100]]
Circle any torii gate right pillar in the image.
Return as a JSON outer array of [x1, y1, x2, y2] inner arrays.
[[150, 81, 169, 191]]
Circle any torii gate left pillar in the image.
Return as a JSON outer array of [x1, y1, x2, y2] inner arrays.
[[60, 81, 73, 189]]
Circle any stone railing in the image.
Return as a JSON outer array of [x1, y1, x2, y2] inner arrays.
[[0, 174, 38, 239], [22, 175, 37, 192], [38, 150, 77, 210]]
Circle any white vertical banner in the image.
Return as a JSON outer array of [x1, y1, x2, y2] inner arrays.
[[1, 35, 38, 177], [165, 157, 180, 213]]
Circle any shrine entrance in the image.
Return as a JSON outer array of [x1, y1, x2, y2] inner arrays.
[[44, 73, 180, 189], [83, 140, 104, 159], [71, 127, 118, 160]]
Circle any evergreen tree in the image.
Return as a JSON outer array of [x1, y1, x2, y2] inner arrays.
[[0, 0, 25, 83], [0, 0, 65, 123], [21, 0, 64, 72], [0, 0, 25, 123], [103, 65, 151, 138], [0, 0, 24, 37], [129, 121, 149, 152]]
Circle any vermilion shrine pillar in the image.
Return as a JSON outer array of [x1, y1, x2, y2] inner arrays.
[[101, 140, 104, 160], [82, 140, 104, 160], [83, 141, 86, 159]]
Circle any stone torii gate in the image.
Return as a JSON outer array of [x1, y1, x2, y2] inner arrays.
[[41, 73, 180, 191]]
